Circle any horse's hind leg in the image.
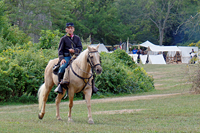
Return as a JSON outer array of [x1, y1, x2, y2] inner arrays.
[[55, 89, 66, 120], [84, 88, 94, 124]]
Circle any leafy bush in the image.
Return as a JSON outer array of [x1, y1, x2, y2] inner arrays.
[[0, 43, 57, 102], [96, 49, 154, 94], [0, 7, 30, 51], [188, 41, 200, 49], [39, 30, 63, 49], [2, 25, 30, 46], [0, 36, 13, 52], [0, 44, 154, 103]]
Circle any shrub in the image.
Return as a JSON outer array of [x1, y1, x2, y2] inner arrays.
[[95, 49, 154, 95], [0, 8, 30, 52], [39, 30, 63, 49], [0, 36, 13, 52], [2, 25, 30, 45], [0, 43, 57, 102], [0, 45, 154, 103]]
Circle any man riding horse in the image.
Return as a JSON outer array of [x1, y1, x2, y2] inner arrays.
[[54, 22, 98, 94]]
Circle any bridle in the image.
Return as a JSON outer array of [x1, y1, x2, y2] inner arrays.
[[70, 50, 101, 90], [87, 51, 101, 70]]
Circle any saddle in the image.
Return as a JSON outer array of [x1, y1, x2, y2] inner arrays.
[[52, 63, 60, 75]]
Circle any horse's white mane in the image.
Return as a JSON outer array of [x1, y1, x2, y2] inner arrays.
[[75, 48, 89, 61], [75, 46, 98, 61]]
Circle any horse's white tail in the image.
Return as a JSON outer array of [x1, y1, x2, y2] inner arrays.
[[38, 83, 46, 110]]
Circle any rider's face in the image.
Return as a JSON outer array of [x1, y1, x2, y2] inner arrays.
[[66, 26, 75, 35]]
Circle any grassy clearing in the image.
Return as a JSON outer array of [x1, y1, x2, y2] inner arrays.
[[0, 64, 200, 132], [139, 64, 193, 94]]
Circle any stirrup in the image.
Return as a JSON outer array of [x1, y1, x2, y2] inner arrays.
[[54, 84, 63, 94], [60, 80, 70, 85], [60, 80, 69, 89]]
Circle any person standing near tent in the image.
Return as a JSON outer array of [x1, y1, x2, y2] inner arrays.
[[189, 49, 197, 64], [189, 49, 195, 58], [137, 48, 142, 63], [132, 48, 137, 54]]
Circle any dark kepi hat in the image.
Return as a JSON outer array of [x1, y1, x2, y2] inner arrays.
[[66, 22, 74, 28]]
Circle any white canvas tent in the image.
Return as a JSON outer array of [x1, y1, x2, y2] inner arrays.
[[148, 55, 166, 64], [129, 54, 138, 64], [90, 43, 109, 53], [139, 41, 167, 64], [149, 46, 181, 52], [140, 55, 147, 64], [140, 40, 181, 52], [140, 40, 156, 48], [128, 54, 147, 64], [138, 40, 187, 64], [177, 46, 198, 63]]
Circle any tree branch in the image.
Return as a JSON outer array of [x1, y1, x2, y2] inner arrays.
[[174, 12, 200, 35]]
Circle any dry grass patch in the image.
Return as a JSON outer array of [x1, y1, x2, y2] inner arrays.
[[93, 109, 146, 114]]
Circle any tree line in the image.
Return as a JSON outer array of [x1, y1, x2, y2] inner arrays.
[[2, 0, 200, 46]]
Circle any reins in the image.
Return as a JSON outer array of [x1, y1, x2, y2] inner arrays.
[[70, 50, 101, 92], [70, 63, 93, 84]]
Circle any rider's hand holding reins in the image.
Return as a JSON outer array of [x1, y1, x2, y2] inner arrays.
[[60, 59, 66, 65], [69, 49, 74, 54]]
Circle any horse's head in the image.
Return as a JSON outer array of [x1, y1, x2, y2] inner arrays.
[[87, 44, 102, 74]]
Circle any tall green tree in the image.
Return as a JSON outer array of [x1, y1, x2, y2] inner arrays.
[[0, 0, 8, 34], [48, 0, 77, 31], [115, 0, 159, 44], [4, 0, 52, 32], [142, 0, 181, 45], [0, 1, 30, 51], [117, 0, 200, 45], [173, 0, 200, 44], [3, 0, 200, 45], [4, 0, 53, 42], [72, 0, 129, 45]]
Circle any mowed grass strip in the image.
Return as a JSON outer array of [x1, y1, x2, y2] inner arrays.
[[0, 94, 200, 132], [140, 64, 193, 94]]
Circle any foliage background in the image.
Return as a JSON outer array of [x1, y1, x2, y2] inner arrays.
[[0, 39, 154, 103], [2, 0, 200, 46]]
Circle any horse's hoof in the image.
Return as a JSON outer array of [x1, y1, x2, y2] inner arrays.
[[57, 117, 62, 120], [38, 113, 44, 119], [68, 118, 74, 123], [88, 119, 94, 124]]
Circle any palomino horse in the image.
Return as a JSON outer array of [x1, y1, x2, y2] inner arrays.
[[38, 44, 102, 124]]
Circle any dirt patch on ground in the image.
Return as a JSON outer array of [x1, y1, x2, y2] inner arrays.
[[152, 75, 165, 79], [93, 109, 146, 115], [0, 93, 183, 111], [69, 93, 182, 105], [154, 84, 163, 87]]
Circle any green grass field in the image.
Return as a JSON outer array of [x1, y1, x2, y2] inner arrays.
[[0, 64, 199, 132]]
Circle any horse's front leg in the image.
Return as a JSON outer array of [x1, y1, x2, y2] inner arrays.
[[55, 89, 66, 120], [38, 84, 52, 119], [68, 89, 74, 122], [84, 88, 94, 124]]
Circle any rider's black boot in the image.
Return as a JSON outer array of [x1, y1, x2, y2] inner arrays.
[[92, 86, 99, 93], [54, 73, 64, 94], [92, 79, 99, 94]]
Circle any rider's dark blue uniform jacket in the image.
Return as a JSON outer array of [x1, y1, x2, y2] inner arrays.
[[58, 34, 82, 61]]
